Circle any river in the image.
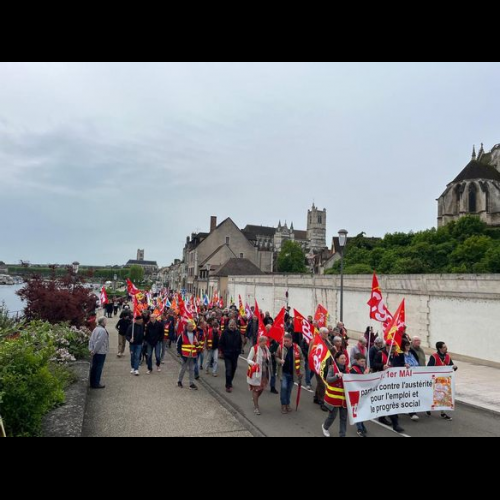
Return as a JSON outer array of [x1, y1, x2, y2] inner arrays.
[[0, 285, 24, 316]]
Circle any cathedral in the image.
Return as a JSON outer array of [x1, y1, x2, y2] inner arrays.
[[243, 204, 328, 254], [438, 143, 500, 228]]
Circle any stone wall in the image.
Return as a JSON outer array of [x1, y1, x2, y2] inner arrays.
[[228, 274, 500, 364]]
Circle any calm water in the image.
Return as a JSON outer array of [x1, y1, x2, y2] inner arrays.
[[0, 285, 24, 315]]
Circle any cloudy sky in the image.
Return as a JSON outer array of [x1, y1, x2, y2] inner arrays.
[[1, 62, 499, 267]]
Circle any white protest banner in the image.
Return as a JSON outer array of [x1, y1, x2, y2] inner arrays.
[[343, 366, 455, 425]]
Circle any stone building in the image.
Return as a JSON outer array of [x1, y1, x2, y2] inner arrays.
[[438, 143, 500, 228], [126, 249, 158, 275]]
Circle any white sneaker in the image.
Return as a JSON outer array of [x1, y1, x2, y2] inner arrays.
[[157, 368, 162, 372], [147, 371, 152, 375], [134, 370, 140, 376], [306, 386, 312, 391], [130, 369, 135, 374], [411, 415, 420, 421], [322, 425, 331, 438]]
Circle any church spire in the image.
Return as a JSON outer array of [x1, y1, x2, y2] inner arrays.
[[472, 145, 477, 160], [478, 143, 485, 159]]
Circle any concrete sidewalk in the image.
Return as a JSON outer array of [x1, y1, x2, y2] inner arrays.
[[82, 314, 253, 437], [349, 330, 500, 415]]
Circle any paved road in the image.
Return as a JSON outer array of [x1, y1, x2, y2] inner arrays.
[[83, 315, 500, 437], [185, 348, 500, 438]]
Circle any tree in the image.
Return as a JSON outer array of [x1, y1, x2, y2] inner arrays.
[[129, 265, 144, 283], [450, 236, 492, 273], [17, 270, 97, 328], [277, 241, 307, 273]]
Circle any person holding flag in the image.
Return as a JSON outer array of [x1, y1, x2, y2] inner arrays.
[[309, 327, 335, 412], [322, 351, 348, 438], [373, 342, 406, 433]]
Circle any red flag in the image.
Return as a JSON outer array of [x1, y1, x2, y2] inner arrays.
[[178, 294, 193, 322], [308, 334, 332, 382], [384, 299, 406, 352], [267, 307, 286, 344], [367, 273, 393, 328], [294, 309, 314, 345], [100, 286, 109, 306], [254, 300, 267, 340], [127, 279, 141, 296], [314, 305, 329, 329]]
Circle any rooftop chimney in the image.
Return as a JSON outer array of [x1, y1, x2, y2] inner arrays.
[[210, 216, 218, 233]]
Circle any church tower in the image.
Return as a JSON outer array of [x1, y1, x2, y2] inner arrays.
[[307, 204, 327, 251], [137, 249, 145, 261]]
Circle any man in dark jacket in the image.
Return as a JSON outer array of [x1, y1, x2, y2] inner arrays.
[[373, 343, 405, 433], [127, 317, 145, 376], [116, 312, 131, 358], [246, 315, 260, 347], [219, 319, 242, 393], [145, 314, 164, 374]]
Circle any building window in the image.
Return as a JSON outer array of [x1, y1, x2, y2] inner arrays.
[[469, 185, 478, 213], [318, 216, 322, 224], [240, 253, 244, 259], [226, 237, 230, 245]]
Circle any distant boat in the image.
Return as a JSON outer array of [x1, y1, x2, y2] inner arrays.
[[0, 275, 14, 285]]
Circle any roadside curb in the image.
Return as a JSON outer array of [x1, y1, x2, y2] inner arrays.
[[43, 360, 90, 438], [456, 399, 500, 418]]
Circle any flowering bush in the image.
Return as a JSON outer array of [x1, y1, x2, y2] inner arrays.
[[0, 321, 88, 437]]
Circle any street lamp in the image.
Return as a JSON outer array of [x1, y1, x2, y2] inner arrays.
[[113, 273, 118, 293], [338, 229, 348, 323], [206, 264, 211, 300]]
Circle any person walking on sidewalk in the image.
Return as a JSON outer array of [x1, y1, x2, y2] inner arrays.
[[220, 319, 242, 393], [116, 312, 131, 358], [127, 316, 145, 376], [145, 314, 164, 374], [322, 352, 348, 438], [427, 341, 458, 421], [247, 336, 271, 415], [205, 322, 220, 377], [276, 333, 303, 414], [89, 317, 110, 389]]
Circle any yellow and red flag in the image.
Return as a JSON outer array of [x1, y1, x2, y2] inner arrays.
[[384, 299, 406, 352]]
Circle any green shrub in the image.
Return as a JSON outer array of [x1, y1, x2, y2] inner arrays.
[[0, 340, 70, 437]]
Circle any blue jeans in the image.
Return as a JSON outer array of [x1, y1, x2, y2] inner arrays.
[[205, 350, 219, 374], [130, 344, 142, 371], [90, 354, 106, 388], [280, 373, 294, 406], [194, 356, 200, 378], [356, 422, 367, 433], [198, 352, 205, 370], [147, 343, 162, 371]]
